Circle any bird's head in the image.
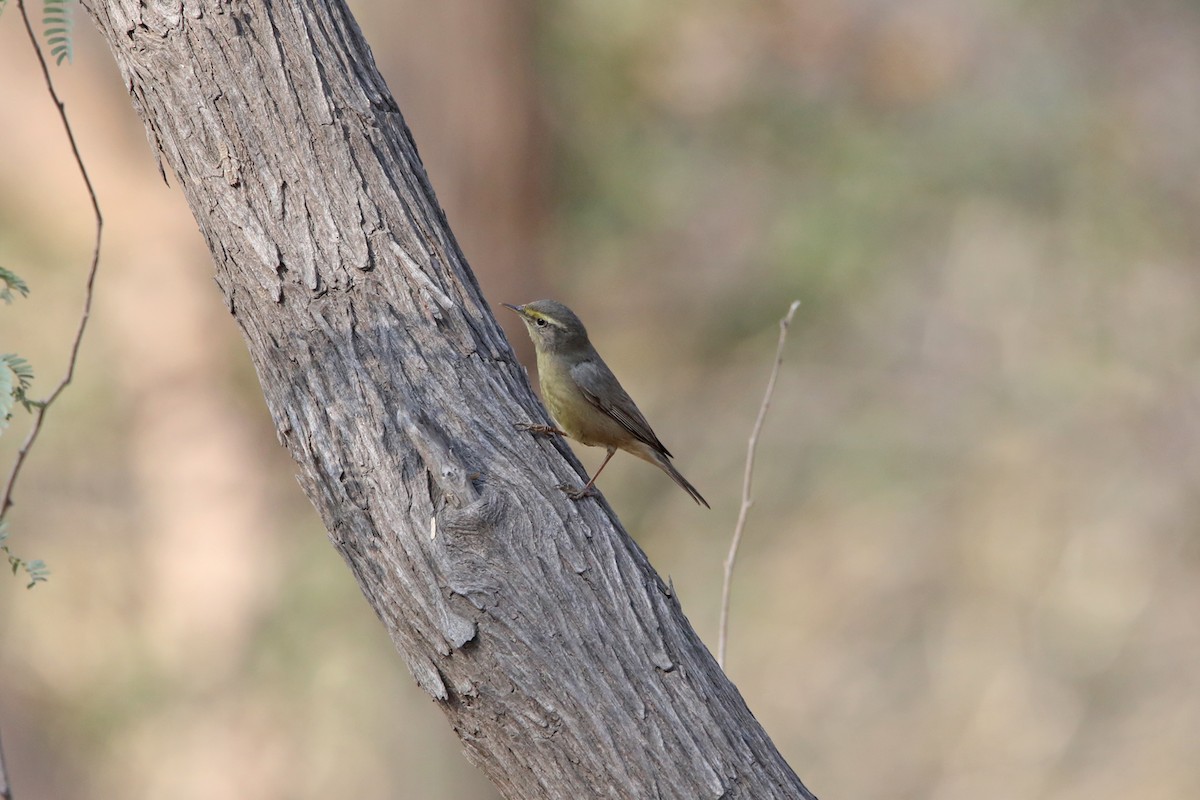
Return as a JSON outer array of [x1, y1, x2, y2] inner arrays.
[[502, 300, 590, 353]]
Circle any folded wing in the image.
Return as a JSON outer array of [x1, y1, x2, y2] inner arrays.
[[570, 358, 672, 457]]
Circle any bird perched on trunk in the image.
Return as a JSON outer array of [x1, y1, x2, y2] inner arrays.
[[504, 300, 709, 508]]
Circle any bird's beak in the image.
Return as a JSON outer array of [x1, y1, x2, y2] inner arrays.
[[501, 303, 524, 315]]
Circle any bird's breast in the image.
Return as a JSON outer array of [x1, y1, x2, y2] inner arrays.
[[536, 352, 619, 448]]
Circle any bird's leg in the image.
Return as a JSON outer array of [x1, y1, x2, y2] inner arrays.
[[515, 422, 569, 438], [560, 447, 616, 501]]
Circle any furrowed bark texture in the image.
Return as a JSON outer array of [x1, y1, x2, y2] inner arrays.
[[84, 2, 815, 798]]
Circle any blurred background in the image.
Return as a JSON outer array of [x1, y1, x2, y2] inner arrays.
[[2, 0, 1199, 797]]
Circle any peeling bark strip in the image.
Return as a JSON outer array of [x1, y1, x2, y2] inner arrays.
[[83, 1, 815, 797]]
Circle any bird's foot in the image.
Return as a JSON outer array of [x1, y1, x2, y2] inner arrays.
[[557, 482, 598, 501], [515, 422, 568, 438]]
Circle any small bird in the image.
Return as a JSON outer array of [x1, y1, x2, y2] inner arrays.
[[504, 300, 709, 508]]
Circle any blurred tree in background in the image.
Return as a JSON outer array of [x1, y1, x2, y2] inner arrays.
[[1, 1, 1198, 798]]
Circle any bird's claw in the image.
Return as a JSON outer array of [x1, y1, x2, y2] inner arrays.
[[556, 483, 597, 501], [515, 422, 568, 438]]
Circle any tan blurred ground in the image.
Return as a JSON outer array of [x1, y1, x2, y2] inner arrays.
[[2, 1, 1199, 799]]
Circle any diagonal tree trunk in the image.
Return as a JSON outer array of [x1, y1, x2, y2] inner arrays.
[[82, 2, 815, 797]]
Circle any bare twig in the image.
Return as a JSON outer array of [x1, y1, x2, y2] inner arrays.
[[0, 724, 9, 800], [0, 0, 105, 521], [717, 300, 800, 669], [1, 3, 105, 790]]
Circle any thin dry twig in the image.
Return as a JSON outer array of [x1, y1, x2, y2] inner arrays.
[[2, 5, 105, 793], [0, 714, 7, 800], [0, 0, 105, 521], [717, 300, 800, 669]]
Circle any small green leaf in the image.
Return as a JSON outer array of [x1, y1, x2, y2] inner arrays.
[[41, 0, 74, 67], [0, 266, 30, 303]]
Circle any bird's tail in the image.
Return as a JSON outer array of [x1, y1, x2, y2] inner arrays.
[[653, 452, 710, 509]]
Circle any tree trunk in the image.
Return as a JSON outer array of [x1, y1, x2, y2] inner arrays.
[[82, 2, 815, 797]]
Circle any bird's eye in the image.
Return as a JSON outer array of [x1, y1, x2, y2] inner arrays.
[[535, 317, 548, 327]]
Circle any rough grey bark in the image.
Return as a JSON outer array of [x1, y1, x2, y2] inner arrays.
[[83, 2, 815, 798]]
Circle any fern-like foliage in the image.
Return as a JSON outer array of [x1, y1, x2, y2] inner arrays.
[[0, 0, 73, 65], [2, 354, 38, 431], [0, 522, 49, 589], [0, 266, 30, 304], [43, 0, 74, 66], [0, 277, 50, 586]]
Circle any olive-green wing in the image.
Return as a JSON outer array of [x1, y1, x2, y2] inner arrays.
[[570, 358, 672, 457]]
